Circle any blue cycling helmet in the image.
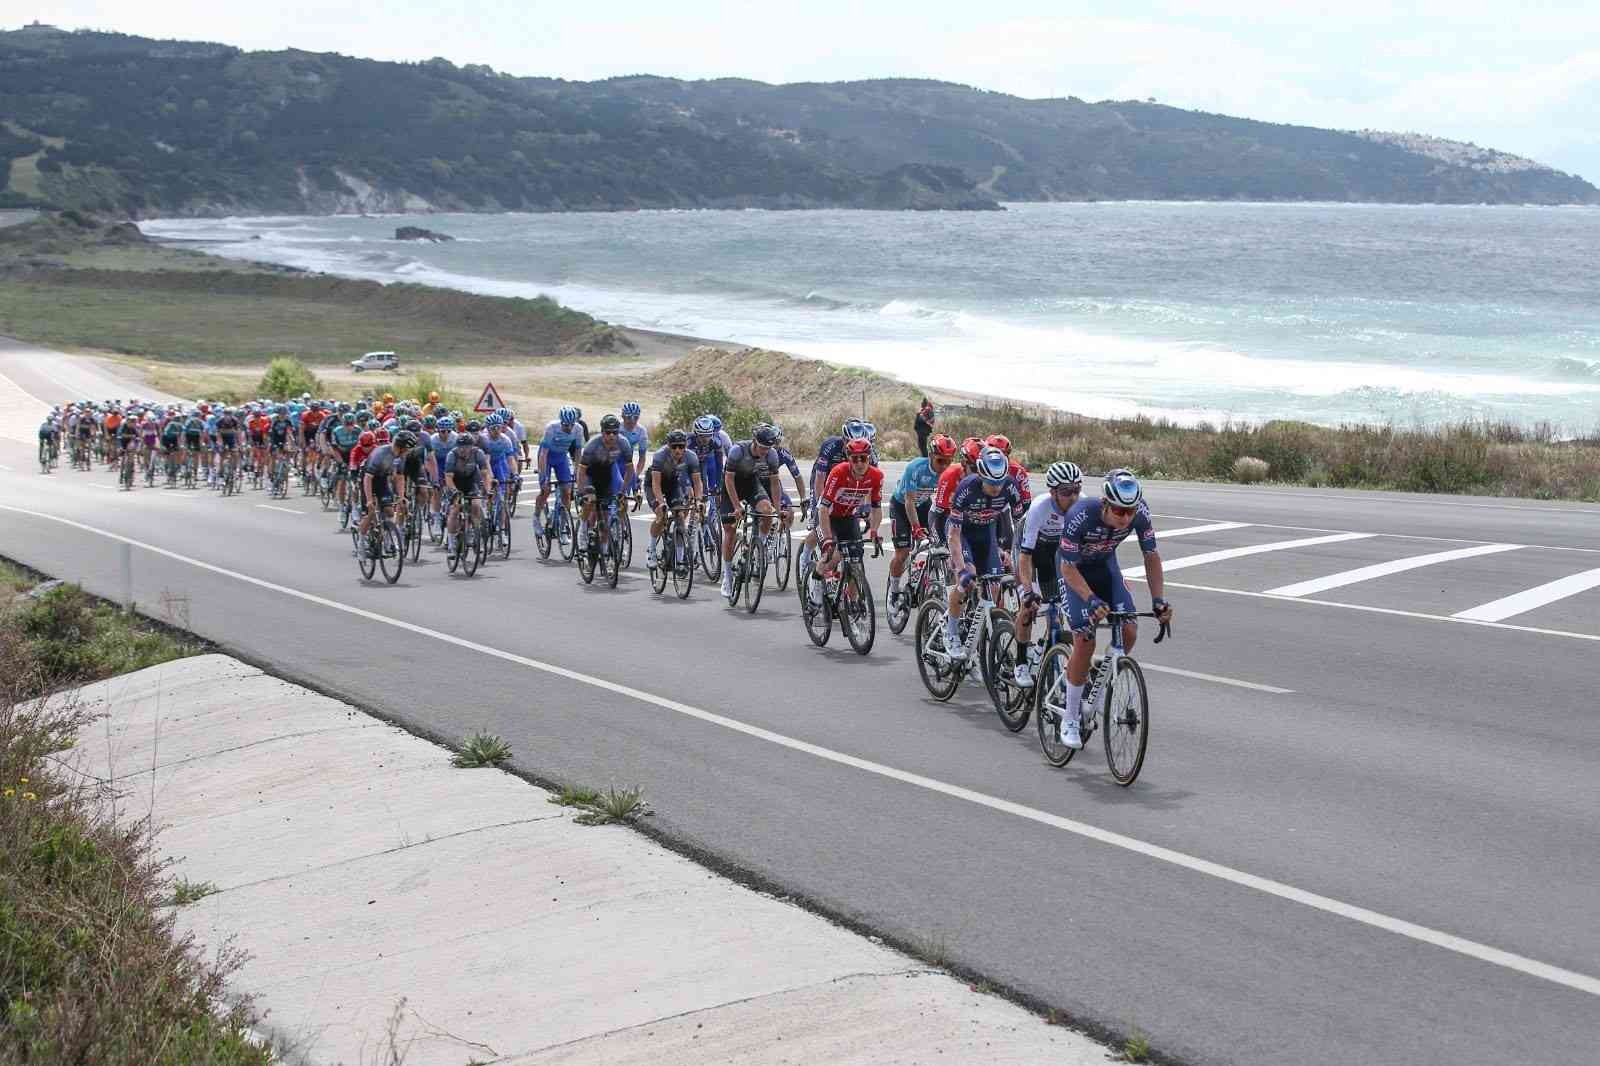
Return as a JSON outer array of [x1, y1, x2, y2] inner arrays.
[[274, 404, 287, 416], [693, 415, 716, 435], [708, 415, 723, 431], [558, 406, 579, 425], [977, 447, 1011, 485], [495, 407, 511, 422], [504, 408, 515, 422], [752, 425, 779, 447], [621, 401, 641, 419], [485, 413, 502, 427], [438, 417, 455, 430], [1103, 468, 1143, 508], [843, 418, 870, 441]]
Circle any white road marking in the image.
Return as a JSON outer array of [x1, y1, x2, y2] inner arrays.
[[1265, 543, 1524, 598], [255, 504, 302, 516], [1153, 512, 1600, 557], [1158, 521, 1251, 539], [1128, 576, 1600, 644], [3, 502, 1598, 1000], [1126, 531, 1375, 579], [1453, 567, 1600, 622], [1139, 663, 1293, 694], [0, 464, 13, 472]]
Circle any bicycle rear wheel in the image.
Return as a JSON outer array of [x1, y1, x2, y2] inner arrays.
[[987, 618, 1032, 732], [649, 534, 668, 594], [1104, 657, 1150, 786], [534, 500, 553, 559], [773, 525, 793, 590], [699, 521, 722, 580], [605, 527, 622, 589], [742, 538, 766, 613], [446, 528, 461, 573], [914, 600, 961, 701], [1034, 645, 1079, 768], [576, 528, 597, 583], [839, 563, 875, 655], [798, 559, 831, 646], [557, 502, 577, 561], [499, 503, 513, 560], [886, 566, 912, 634]]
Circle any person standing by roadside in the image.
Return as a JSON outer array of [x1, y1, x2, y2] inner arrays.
[[914, 398, 936, 457]]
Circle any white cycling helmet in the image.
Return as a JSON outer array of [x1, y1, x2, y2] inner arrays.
[[1102, 468, 1143, 508], [1045, 461, 1082, 488]]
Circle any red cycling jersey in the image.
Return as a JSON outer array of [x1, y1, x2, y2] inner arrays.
[[1009, 459, 1032, 515], [819, 461, 883, 518], [932, 461, 966, 512], [348, 443, 372, 471]]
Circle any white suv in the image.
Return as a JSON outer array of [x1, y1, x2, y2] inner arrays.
[[351, 351, 399, 372]]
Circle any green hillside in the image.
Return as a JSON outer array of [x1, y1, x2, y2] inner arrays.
[[2, 23, 1594, 216]]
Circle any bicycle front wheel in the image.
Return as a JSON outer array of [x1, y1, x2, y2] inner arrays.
[[499, 505, 513, 560], [557, 504, 577, 561], [798, 559, 831, 646], [1104, 657, 1150, 786], [378, 521, 405, 584], [914, 600, 961, 701], [355, 528, 377, 581], [534, 501, 553, 559], [885, 566, 911, 635], [773, 525, 793, 590], [839, 563, 876, 655], [672, 528, 695, 599], [743, 538, 766, 613], [1034, 644, 1079, 768], [699, 522, 722, 580], [576, 530, 597, 584]]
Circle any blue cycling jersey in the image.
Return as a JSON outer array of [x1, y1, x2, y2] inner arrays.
[[691, 432, 726, 487], [539, 420, 584, 454], [620, 423, 649, 458], [1058, 498, 1157, 567], [773, 446, 802, 482], [480, 431, 518, 481], [946, 473, 1021, 529], [893, 457, 939, 504]]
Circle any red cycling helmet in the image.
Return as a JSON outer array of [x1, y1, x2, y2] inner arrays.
[[986, 433, 1012, 456], [844, 438, 872, 457], [928, 433, 956, 459], [374, 428, 391, 444], [358, 430, 375, 447], [961, 437, 984, 465]]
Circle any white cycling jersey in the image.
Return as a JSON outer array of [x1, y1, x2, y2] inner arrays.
[[1018, 492, 1070, 554]]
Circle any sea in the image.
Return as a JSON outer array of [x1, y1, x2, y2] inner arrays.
[[142, 203, 1600, 433]]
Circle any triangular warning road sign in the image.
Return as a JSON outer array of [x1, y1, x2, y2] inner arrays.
[[473, 382, 504, 413]]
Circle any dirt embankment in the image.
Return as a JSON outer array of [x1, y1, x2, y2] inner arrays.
[[648, 346, 922, 420]]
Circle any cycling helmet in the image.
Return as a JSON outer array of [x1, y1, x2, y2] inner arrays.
[[928, 434, 957, 459], [843, 418, 870, 441], [599, 414, 622, 432], [274, 404, 287, 416], [844, 437, 872, 457], [1103, 468, 1143, 508], [374, 428, 391, 444], [708, 415, 723, 432], [753, 425, 780, 447], [621, 401, 641, 419], [495, 407, 512, 422], [986, 433, 1012, 456], [961, 437, 984, 464], [504, 408, 516, 422], [558, 405, 579, 425], [485, 413, 503, 427], [358, 431, 375, 448], [383, 419, 400, 433], [1045, 461, 1083, 489], [433, 407, 449, 420], [465, 420, 482, 433], [422, 416, 437, 429], [404, 418, 422, 432], [438, 417, 455, 430], [394, 431, 418, 450], [692, 415, 716, 435], [572, 406, 583, 418], [341, 412, 356, 424], [665, 429, 689, 446], [381, 393, 395, 404], [977, 447, 1011, 485]]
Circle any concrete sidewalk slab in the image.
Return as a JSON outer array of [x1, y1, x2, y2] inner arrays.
[[67, 655, 1110, 1066]]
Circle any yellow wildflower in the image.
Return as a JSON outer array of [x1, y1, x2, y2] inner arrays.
[[2, 788, 13, 798], [22, 792, 37, 801]]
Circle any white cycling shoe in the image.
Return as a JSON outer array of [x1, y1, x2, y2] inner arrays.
[[1013, 660, 1034, 688], [1060, 717, 1083, 749]]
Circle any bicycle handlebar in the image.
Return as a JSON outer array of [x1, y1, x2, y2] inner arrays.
[[1100, 610, 1173, 644]]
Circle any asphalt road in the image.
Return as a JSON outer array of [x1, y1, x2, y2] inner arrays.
[[2, 340, 1597, 1065]]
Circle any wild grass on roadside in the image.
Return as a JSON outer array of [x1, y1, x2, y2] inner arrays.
[[451, 731, 512, 768], [398, 369, 470, 413], [1122, 1023, 1152, 1062], [0, 600, 267, 1064], [549, 784, 649, 826], [171, 876, 219, 906]]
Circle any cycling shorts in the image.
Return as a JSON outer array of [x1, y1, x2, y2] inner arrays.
[[827, 513, 862, 546], [450, 470, 481, 496], [367, 474, 394, 506], [38, 427, 53, 440], [218, 433, 238, 450], [890, 496, 930, 549], [541, 451, 575, 485], [646, 477, 690, 511], [718, 481, 770, 525], [1062, 560, 1136, 637], [1027, 540, 1062, 602], [957, 523, 1000, 577]]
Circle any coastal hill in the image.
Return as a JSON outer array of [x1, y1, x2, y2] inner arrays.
[[2, 23, 1595, 216]]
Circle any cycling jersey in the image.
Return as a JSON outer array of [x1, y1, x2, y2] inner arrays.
[[690, 433, 726, 492], [1019, 492, 1071, 554], [540, 420, 584, 454], [331, 424, 362, 454], [931, 462, 965, 513], [648, 445, 700, 501], [480, 430, 518, 483], [1008, 460, 1032, 518], [248, 415, 270, 441], [348, 443, 373, 470], [445, 443, 488, 493], [363, 443, 401, 479], [267, 417, 292, 446], [946, 474, 1020, 529], [893, 457, 940, 505], [724, 441, 780, 489], [810, 435, 879, 496], [1058, 499, 1158, 567], [818, 462, 883, 518], [578, 435, 632, 497], [38, 420, 55, 439]]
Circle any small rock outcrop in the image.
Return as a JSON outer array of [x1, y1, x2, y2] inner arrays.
[[395, 226, 454, 242]]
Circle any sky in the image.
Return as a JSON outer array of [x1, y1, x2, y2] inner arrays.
[[18, 1, 1600, 180]]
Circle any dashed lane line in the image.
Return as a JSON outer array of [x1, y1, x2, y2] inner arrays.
[[1454, 567, 1600, 623], [2, 502, 1598, 1000], [255, 504, 303, 516], [1139, 663, 1293, 694], [1126, 532, 1376, 579], [1156, 521, 1251, 539]]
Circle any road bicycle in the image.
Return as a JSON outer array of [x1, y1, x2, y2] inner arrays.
[[443, 492, 482, 577], [220, 449, 241, 497], [1033, 611, 1170, 785], [487, 482, 513, 561], [575, 494, 629, 587], [986, 597, 1066, 732], [38, 436, 55, 474], [269, 450, 291, 499], [887, 533, 950, 636], [352, 504, 406, 584], [768, 502, 796, 591], [913, 572, 1014, 703], [402, 484, 424, 563], [798, 530, 881, 654], [533, 490, 576, 561], [118, 445, 136, 491], [724, 502, 769, 612], [648, 502, 697, 599], [698, 495, 723, 581]]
